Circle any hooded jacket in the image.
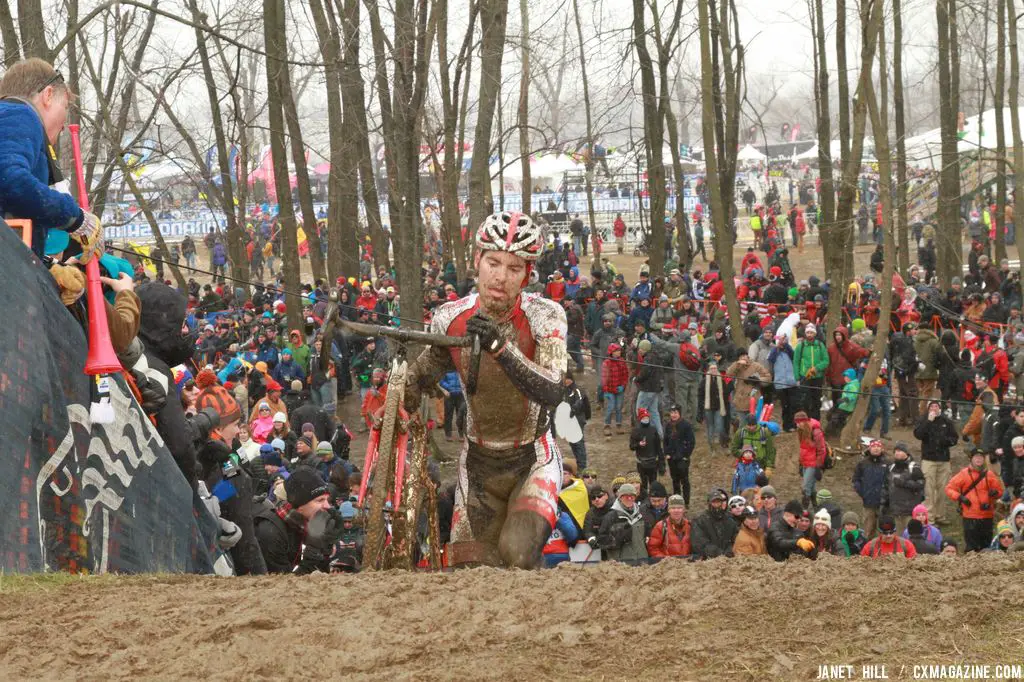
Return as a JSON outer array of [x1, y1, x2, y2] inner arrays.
[[135, 283, 201, 488], [826, 327, 870, 386], [732, 524, 768, 556], [913, 328, 942, 380], [598, 498, 651, 562]]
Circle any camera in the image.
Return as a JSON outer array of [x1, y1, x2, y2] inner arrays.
[[186, 407, 221, 445]]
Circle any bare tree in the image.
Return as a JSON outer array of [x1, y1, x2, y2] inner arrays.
[[467, 0, 509, 234], [993, 0, 1007, 263], [893, 0, 910, 276], [518, 0, 531, 217], [571, 0, 600, 266], [632, 0, 667, 276], [264, 0, 302, 325], [841, 1, 890, 448], [1008, 0, 1023, 225], [936, 0, 962, 286]]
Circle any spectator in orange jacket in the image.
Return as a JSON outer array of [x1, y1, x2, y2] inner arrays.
[[647, 495, 691, 558], [946, 449, 1005, 552]]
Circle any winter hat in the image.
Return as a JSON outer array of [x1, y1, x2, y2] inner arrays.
[[841, 511, 860, 527], [259, 443, 275, 455], [281, 348, 293, 357], [759, 485, 777, 499], [668, 495, 686, 509], [877, 515, 897, 533], [339, 501, 357, 520], [301, 422, 315, 434], [843, 368, 857, 380], [740, 447, 755, 461], [783, 500, 804, 516], [816, 489, 833, 502], [813, 510, 831, 527], [271, 438, 286, 452], [589, 486, 607, 501], [617, 483, 638, 497], [284, 468, 329, 508], [298, 435, 314, 449], [707, 488, 728, 503], [907, 519, 925, 537], [273, 411, 287, 424], [637, 408, 651, 420], [893, 441, 911, 457], [851, 318, 866, 333], [255, 361, 269, 374], [316, 441, 333, 455], [291, 379, 304, 392], [638, 339, 652, 353], [562, 457, 579, 476], [649, 481, 668, 498], [194, 370, 242, 425], [728, 495, 747, 509]]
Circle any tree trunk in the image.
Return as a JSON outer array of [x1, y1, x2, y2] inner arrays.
[[893, 0, 910, 276], [16, 0, 47, 58], [843, 8, 893, 450], [279, 60, 328, 285], [571, 0, 600, 266], [340, 0, 385, 271], [264, 0, 302, 325], [994, 0, 1007, 264], [308, 0, 346, 283], [468, 0, 509, 234], [836, 0, 850, 161], [0, 0, 21, 66], [632, 0, 666, 277], [518, 0, 531, 218], [1008, 0, 1023, 233], [812, 0, 838, 335], [936, 0, 962, 287]]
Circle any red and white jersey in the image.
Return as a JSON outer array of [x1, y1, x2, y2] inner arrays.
[[430, 292, 568, 450]]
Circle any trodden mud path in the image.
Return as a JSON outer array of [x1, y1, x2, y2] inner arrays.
[[2, 555, 1022, 681]]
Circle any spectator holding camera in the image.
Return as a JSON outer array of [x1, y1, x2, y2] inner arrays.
[[946, 448, 1005, 552]]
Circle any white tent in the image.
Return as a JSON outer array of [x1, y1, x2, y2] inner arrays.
[[736, 144, 767, 162], [904, 107, 1024, 170]]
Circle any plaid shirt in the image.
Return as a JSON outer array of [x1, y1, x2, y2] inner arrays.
[[601, 357, 630, 394]]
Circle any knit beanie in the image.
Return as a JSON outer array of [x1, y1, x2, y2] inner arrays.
[[284, 468, 329, 508], [194, 369, 241, 424], [841, 511, 860, 527]]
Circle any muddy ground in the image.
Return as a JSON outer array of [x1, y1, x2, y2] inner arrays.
[[2, 555, 1023, 681]]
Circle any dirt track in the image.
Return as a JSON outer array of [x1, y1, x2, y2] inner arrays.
[[2, 555, 1023, 681]]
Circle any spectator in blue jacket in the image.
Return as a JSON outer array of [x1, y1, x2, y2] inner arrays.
[[272, 347, 306, 385], [852, 439, 890, 538], [439, 370, 466, 441], [0, 59, 102, 260], [255, 331, 279, 369], [732, 447, 765, 494]]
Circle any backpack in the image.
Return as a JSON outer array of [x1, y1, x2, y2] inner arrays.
[[581, 394, 592, 421], [822, 441, 836, 470], [679, 342, 701, 371]]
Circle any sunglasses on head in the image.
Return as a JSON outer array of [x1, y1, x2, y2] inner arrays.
[[35, 70, 65, 94]]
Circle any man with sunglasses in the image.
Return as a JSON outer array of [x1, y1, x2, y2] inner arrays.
[[860, 515, 918, 558], [0, 58, 103, 261]]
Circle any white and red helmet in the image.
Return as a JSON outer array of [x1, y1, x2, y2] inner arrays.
[[475, 211, 543, 262]]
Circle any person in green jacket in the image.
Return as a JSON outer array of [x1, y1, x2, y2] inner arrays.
[[826, 368, 861, 438], [912, 326, 941, 415], [793, 324, 829, 421], [286, 329, 312, 375], [730, 414, 777, 476]]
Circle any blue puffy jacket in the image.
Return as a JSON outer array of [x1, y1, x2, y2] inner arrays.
[[0, 100, 82, 256], [439, 371, 463, 395]]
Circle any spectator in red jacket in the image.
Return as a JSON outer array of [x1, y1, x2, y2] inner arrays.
[[601, 343, 630, 436], [825, 326, 869, 405], [613, 213, 627, 254], [545, 271, 567, 302], [860, 515, 918, 558], [648, 495, 691, 558]]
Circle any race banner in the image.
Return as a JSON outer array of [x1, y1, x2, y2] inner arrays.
[[0, 221, 217, 574]]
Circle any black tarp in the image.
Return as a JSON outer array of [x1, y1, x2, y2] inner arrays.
[[0, 219, 216, 574]]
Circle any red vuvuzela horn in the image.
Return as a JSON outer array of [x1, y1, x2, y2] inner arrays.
[[68, 124, 121, 376]]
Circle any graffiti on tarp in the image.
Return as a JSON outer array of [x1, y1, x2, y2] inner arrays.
[[105, 218, 227, 241]]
